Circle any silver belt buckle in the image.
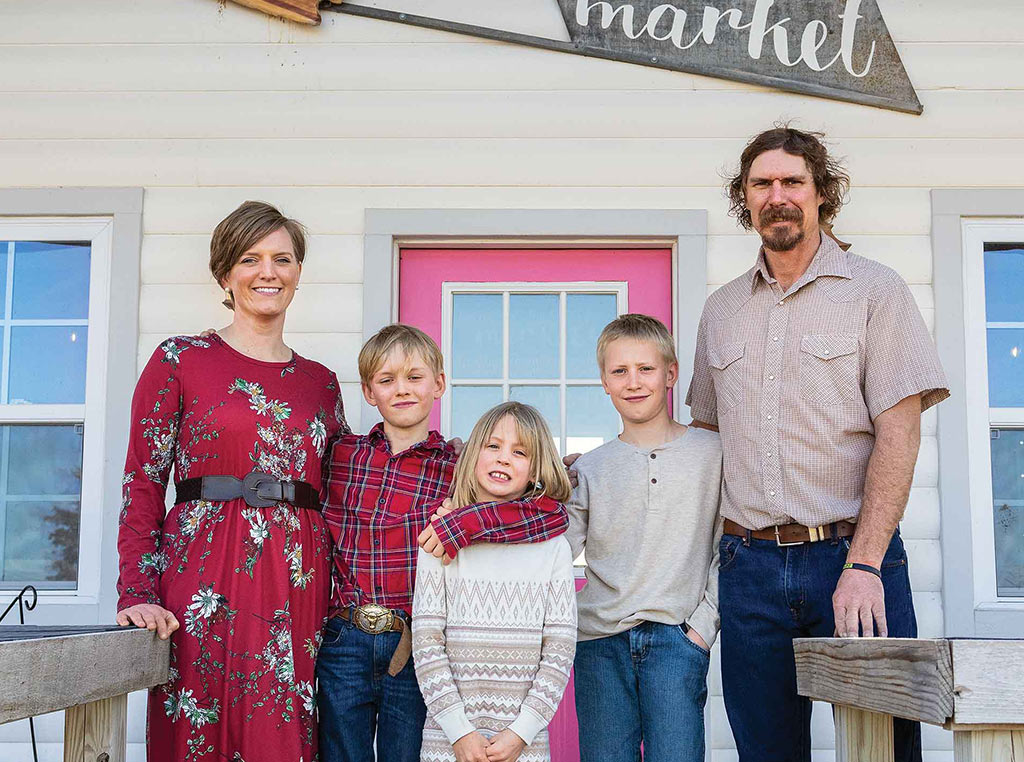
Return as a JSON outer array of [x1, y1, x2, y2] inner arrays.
[[774, 525, 804, 547], [354, 603, 394, 635]]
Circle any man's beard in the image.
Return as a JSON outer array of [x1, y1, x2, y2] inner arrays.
[[758, 207, 805, 252]]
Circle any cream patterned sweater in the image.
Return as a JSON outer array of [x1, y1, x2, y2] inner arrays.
[[412, 537, 577, 762]]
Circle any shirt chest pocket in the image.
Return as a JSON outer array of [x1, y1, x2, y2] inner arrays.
[[799, 334, 860, 405], [709, 340, 746, 414]]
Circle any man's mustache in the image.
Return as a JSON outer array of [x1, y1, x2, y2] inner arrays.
[[760, 207, 803, 225]]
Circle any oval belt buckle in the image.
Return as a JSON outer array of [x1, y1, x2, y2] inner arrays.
[[356, 603, 393, 634], [241, 471, 279, 508]]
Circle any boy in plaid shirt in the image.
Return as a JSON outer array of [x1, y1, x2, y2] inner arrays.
[[317, 324, 568, 762]]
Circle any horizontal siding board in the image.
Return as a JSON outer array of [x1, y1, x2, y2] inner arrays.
[[0, 0, 1020, 49], [141, 234, 363, 284], [140, 186, 931, 237], [1, 42, 1021, 94], [1, 138, 1021, 188], [6, 90, 1024, 140]]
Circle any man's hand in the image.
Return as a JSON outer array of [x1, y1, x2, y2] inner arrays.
[[563, 453, 581, 489], [198, 328, 217, 338], [449, 437, 465, 457], [116, 603, 180, 640], [685, 626, 709, 651], [453, 731, 491, 762], [417, 498, 454, 565], [485, 729, 526, 762], [832, 568, 887, 637]]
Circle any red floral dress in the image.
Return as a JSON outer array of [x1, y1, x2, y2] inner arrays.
[[116, 334, 348, 762]]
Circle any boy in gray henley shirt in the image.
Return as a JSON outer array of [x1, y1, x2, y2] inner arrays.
[[566, 314, 722, 762]]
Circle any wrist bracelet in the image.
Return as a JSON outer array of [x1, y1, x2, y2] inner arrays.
[[843, 562, 881, 578]]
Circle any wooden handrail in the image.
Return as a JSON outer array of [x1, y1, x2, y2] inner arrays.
[[794, 637, 1024, 762], [0, 626, 170, 762]]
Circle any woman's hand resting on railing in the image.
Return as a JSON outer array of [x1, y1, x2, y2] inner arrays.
[[116, 603, 180, 640]]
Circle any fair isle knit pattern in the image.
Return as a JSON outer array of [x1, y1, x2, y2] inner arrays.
[[412, 538, 577, 762]]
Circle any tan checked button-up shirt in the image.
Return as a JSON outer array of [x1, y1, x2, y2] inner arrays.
[[686, 233, 949, 530]]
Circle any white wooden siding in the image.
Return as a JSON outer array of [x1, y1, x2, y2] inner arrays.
[[2, 0, 1019, 757]]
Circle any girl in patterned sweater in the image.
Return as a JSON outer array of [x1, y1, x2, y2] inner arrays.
[[412, 402, 577, 762]]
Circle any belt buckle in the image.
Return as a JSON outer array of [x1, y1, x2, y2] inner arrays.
[[242, 471, 283, 508], [774, 525, 804, 547], [354, 603, 394, 635]]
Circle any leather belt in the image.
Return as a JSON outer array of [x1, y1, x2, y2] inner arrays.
[[338, 605, 411, 677], [173, 472, 321, 512], [339, 604, 406, 635], [723, 518, 856, 546]]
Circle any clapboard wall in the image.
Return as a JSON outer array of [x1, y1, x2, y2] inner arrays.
[[1, 0, 1022, 758]]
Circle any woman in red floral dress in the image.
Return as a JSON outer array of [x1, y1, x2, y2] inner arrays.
[[116, 201, 347, 762]]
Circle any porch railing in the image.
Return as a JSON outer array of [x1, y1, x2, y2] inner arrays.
[[794, 637, 1024, 761], [0, 625, 170, 762]]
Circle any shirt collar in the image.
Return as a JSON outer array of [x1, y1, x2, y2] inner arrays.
[[367, 422, 450, 456], [748, 232, 852, 294]]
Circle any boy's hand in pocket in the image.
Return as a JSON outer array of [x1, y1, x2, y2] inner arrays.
[[686, 627, 709, 651], [453, 731, 491, 762], [485, 728, 526, 762]]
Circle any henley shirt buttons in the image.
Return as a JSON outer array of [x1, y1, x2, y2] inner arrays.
[[651, 478, 657, 484], [650, 453, 657, 459]]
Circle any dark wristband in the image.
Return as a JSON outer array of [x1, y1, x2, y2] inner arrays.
[[843, 562, 881, 578]]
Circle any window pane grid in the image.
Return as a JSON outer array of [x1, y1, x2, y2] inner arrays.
[[446, 284, 623, 454]]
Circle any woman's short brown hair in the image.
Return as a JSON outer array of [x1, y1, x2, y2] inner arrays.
[[726, 126, 850, 231], [209, 201, 307, 297]]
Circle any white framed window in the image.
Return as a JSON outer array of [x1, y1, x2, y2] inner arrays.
[[441, 282, 626, 456], [962, 219, 1024, 602], [0, 218, 112, 599]]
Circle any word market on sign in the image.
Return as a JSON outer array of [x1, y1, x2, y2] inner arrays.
[[575, 0, 876, 76]]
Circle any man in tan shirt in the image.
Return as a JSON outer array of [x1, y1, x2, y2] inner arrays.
[[686, 127, 948, 762]]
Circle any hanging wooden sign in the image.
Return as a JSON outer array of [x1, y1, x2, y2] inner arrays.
[[322, 0, 922, 114], [230, 0, 322, 25]]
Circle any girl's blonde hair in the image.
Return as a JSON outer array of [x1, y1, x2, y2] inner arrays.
[[451, 401, 572, 509]]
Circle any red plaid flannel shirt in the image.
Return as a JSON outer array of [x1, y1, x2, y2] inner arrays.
[[323, 423, 568, 616]]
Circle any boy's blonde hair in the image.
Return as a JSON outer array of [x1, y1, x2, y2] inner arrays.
[[596, 313, 677, 370], [358, 323, 444, 385], [450, 401, 571, 509]]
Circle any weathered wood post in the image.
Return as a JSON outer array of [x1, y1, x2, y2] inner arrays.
[[0, 625, 170, 762], [794, 638, 1024, 762]]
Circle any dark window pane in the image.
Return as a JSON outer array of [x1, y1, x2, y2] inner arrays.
[[8, 326, 88, 404], [984, 245, 1024, 324], [991, 428, 1024, 597], [1, 500, 80, 586], [12, 241, 91, 319], [567, 294, 617, 377], [452, 294, 502, 379], [509, 294, 559, 379], [7, 425, 84, 496]]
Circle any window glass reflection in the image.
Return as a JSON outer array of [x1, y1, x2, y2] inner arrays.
[[567, 294, 617, 377], [452, 294, 502, 379], [509, 294, 559, 379]]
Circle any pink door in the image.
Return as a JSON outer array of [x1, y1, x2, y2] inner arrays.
[[399, 248, 673, 762]]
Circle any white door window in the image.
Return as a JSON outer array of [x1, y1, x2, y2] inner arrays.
[[442, 282, 626, 456], [0, 219, 111, 594], [964, 221, 1024, 599]]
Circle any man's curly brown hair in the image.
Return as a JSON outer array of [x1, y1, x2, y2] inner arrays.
[[727, 126, 850, 231]]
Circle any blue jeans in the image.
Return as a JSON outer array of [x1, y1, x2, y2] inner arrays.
[[573, 621, 709, 762], [316, 615, 426, 762], [719, 530, 922, 762]]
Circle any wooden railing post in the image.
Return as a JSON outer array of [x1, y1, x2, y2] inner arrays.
[[834, 705, 894, 762], [64, 694, 128, 762], [953, 729, 1024, 761]]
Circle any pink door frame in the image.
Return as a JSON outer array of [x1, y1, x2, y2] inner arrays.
[[398, 247, 673, 762], [399, 248, 673, 432]]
